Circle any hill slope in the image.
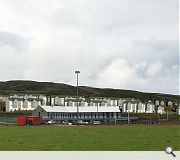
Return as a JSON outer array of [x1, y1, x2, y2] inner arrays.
[[0, 80, 179, 102]]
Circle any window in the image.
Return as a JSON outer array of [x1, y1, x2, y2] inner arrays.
[[23, 100, 28, 108], [18, 101, 21, 108], [32, 100, 37, 108], [13, 99, 18, 108]]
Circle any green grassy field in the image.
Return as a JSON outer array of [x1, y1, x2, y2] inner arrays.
[[0, 125, 179, 151]]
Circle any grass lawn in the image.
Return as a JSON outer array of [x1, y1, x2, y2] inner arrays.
[[0, 125, 179, 151]]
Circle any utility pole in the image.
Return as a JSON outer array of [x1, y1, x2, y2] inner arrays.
[[128, 111, 130, 124], [50, 82, 53, 106], [75, 71, 80, 123]]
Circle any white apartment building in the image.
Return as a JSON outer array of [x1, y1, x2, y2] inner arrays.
[[3, 94, 46, 112], [0, 93, 178, 114]]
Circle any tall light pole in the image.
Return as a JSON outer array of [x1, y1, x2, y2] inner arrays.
[[50, 82, 53, 106], [128, 111, 130, 124], [167, 108, 169, 120], [75, 70, 80, 122]]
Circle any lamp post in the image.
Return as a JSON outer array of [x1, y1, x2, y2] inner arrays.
[[75, 70, 80, 122], [50, 82, 53, 106], [128, 111, 130, 124]]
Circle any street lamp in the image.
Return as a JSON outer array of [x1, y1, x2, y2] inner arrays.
[[75, 70, 80, 122], [50, 82, 53, 106], [128, 111, 130, 124]]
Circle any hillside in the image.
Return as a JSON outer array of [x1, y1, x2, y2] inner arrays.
[[0, 80, 179, 102]]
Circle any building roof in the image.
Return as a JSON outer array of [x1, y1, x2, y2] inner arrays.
[[39, 105, 121, 113]]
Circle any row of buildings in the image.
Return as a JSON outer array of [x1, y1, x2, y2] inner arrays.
[[0, 94, 180, 115]]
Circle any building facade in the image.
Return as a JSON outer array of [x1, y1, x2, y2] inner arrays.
[[0, 94, 179, 115], [0, 94, 46, 112], [32, 105, 138, 124]]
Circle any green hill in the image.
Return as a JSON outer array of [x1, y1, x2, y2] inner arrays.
[[0, 80, 179, 102]]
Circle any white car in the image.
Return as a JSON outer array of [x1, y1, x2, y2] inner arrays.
[[77, 120, 89, 125], [93, 121, 101, 125], [47, 120, 55, 124], [62, 121, 68, 125]]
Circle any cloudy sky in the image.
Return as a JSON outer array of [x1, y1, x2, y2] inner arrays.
[[0, 0, 179, 94]]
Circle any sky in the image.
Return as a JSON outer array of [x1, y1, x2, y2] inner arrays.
[[0, 0, 179, 95]]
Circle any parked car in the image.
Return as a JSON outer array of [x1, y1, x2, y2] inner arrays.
[[93, 121, 101, 125], [47, 120, 55, 125], [62, 120, 68, 125], [77, 120, 89, 125]]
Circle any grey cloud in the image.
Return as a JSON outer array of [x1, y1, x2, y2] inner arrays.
[[0, 32, 28, 51], [50, 0, 178, 37], [125, 39, 178, 64], [0, 45, 26, 80]]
